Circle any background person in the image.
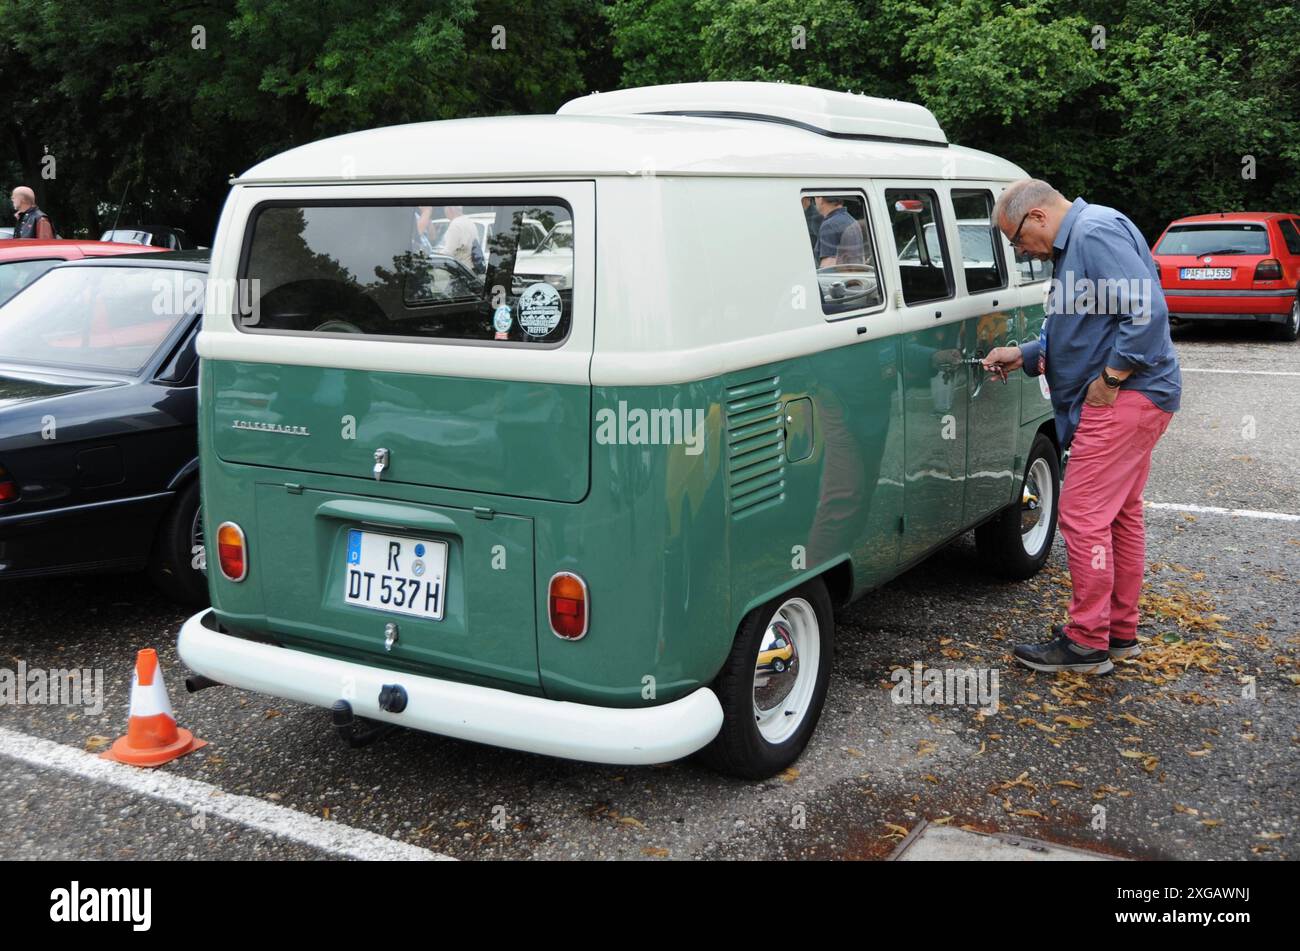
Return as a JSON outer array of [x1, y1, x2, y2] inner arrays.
[[9, 185, 55, 238], [437, 205, 484, 274], [814, 195, 864, 267]]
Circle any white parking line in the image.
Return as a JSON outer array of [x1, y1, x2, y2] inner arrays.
[[1145, 501, 1300, 522], [1181, 368, 1300, 377], [0, 726, 453, 861]]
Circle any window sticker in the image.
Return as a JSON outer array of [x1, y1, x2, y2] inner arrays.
[[493, 304, 513, 340], [518, 282, 563, 337]]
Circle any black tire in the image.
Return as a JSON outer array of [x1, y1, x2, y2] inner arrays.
[[975, 432, 1060, 580], [1275, 295, 1299, 342], [148, 479, 209, 606], [699, 578, 834, 780]]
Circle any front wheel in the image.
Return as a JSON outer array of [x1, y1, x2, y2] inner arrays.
[[699, 579, 834, 780], [975, 431, 1061, 580]]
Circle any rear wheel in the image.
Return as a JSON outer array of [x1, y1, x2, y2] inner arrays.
[[975, 432, 1060, 580], [699, 578, 834, 779], [148, 480, 209, 606], [1276, 295, 1299, 342]]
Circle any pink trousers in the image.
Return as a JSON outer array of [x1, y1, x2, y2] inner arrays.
[[1058, 390, 1173, 651]]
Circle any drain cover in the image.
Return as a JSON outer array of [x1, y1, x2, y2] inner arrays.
[[889, 821, 1116, 861]]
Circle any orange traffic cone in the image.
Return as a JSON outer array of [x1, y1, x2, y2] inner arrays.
[[103, 648, 206, 767]]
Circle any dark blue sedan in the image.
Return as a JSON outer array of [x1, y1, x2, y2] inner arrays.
[[0, 253, 207, 603]]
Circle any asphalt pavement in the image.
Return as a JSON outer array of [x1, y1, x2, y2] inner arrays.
[[1, 320, 1295, 860]]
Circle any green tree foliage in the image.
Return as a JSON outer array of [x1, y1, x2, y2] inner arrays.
[[3, 0, 1297, 242], [1, 0, 604, 239], [606, 0, 1300, 237]]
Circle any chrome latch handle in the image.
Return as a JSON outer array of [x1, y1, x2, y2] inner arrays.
[[373, 447, 390, 481]]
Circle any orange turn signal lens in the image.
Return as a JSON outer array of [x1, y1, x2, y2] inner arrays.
[[216, 522, 247, 582], [548, 571, 588, 640]]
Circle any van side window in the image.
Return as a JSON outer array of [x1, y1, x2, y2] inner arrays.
[[885, 189, 953, 305], [1015, 249, 1053, 284], [802, 192, 883, 316], [950, 189, 1006, 293], [240, 201, 574, 344]]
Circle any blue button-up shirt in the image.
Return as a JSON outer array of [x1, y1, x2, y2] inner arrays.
[[1019, 198, 1181, 448]]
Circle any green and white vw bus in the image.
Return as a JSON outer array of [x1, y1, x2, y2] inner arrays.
[[179, 82, 1059, 779]]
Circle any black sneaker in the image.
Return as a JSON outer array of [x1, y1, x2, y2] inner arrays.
[[1051, 623, 1140, 661], [1108, 636, 1141, 659], [1014, 630, 1114, 674]]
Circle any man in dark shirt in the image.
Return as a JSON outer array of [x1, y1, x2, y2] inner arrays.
[[10, 186, 55, 239], [983, 179, 1181, 676], [815, 196, 864, 267]]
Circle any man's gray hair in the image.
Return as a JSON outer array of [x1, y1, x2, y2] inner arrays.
[[993, 179, 1065, 227]]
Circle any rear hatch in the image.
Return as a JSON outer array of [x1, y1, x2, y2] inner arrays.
[[1154, 220, 1274, 297], [211, 360, 589, 501], [204, 186, 594, 686]]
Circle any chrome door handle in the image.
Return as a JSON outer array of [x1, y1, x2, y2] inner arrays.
[[373, 447, 390, 481]]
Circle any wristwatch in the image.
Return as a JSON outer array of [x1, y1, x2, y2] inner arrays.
[[1101, 371, 1123, 388]]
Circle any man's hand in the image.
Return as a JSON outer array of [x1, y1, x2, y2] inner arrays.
[[1084, 374, 1120, 407], [982, 345, 1023, 376]]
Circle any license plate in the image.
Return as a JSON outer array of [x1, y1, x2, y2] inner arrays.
[[1180, 267, 1232, 280], [344, 529, 447, 620]]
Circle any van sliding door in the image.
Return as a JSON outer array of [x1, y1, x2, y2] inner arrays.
[[951, 186, 1021, 523], [879, 184, 967, 563]]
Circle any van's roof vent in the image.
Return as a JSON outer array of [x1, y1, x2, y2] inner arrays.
[[558, 81, 948, 147]]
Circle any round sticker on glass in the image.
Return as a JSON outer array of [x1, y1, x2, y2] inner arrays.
[[517, 282, 563, 337], [492, 305, 513, 334]]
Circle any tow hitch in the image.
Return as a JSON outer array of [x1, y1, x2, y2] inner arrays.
[[331, 684, 408, 748]]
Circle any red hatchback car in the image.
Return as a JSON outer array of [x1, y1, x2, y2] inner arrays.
[[1152, 212, 1300, 341], [0, 239, 167, 305]]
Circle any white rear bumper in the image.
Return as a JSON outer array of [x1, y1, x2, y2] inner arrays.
[[177, 610, 723, 766]]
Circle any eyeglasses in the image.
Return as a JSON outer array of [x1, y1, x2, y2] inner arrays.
[[1008, 211, 1032, 248]]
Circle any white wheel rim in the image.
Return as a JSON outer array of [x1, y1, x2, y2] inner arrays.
[[1020, 457, 1054, 556], [752, 597, 820, 744], [1291, 299, 1299, 334]]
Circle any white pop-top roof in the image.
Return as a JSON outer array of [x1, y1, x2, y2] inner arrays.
[[557, 81, 948, 145], [234, 83, 1024, 185]]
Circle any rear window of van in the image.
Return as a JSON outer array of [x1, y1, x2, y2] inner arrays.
[[239, 200, 574, 344]]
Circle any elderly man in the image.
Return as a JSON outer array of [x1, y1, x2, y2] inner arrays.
[[9, 186, 55, 239], [983, 179, 1181, 675]]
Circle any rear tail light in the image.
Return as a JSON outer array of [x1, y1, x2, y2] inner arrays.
[[1254, 258, 1282, 281], [548, 571, 588, 640], [216, 522, 247, 581], [0, 465, 18, 503]]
